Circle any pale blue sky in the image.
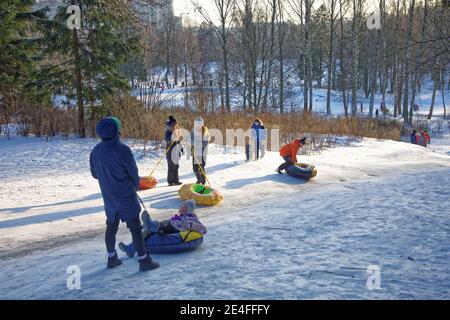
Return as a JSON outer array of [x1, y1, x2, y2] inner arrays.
[[173, 0, 214, 24], [173, 0, 380, 25]]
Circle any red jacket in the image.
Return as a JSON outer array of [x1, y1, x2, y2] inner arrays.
[[423, 132, 431, 144], [280, 140, 301, 163]]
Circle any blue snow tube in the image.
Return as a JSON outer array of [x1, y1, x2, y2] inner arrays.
[[120, 232, 204, 255], [286, 163, 318, 180]]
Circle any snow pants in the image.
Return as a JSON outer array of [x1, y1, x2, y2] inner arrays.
[[278, 156, 294, 172], [106, 214, 146, 257], [193, 161, 206, 185], [249, 139, 266, 160], [167, 155, 180, 184], [145, 220, 179, 239]]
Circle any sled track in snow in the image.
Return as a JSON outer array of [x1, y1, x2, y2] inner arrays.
[[0, 227, 105, 260]]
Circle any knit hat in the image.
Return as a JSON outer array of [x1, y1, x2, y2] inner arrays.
[[182, 199, 196, 215], [299, 137, 307, 145], [166, 115, 177, 127], [194, 117, 204, 130], [96, 117, 120, 141], [107, 117, 121, 130], [254, 118, 263, 126]]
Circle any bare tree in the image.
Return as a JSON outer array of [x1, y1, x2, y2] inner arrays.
[[195, 0, 236, 112], [326, 0, 337, 115], [402, 0, 415, 123], [350, 0, 363, 117]]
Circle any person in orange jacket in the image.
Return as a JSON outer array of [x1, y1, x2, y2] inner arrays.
[[276, 138, 307, 174]]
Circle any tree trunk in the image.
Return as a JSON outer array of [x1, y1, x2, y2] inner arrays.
[[223, 47, 231, 112], [442, 75, 446, 120], [392, 0, 401, 117], [305, 0, 313, 112], [350, 0, 361, 117], [402, 0, 415, 123], [369, 20, 381, 117], [326, 0, 335, 115], [72, 28, 85, 138], [279, 20, 285, 114], [427, 74, 438, 119], [339, 0, 348, 118], [379, 0, 387, 115], [264, 0, 277, 112]]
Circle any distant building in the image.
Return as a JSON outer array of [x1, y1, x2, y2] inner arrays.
[[33, 0, 176, 30], [33, 0, 64, 18], [133, 0, 175, 29]]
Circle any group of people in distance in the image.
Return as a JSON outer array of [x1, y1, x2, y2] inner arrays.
[[89, 115, 308, 272], [411, 129, 431, 147], [164, 116, 302, 185], [164, 116, 210, 186]]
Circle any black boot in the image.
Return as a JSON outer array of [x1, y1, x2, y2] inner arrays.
[[107, 252, 123, 269], [173, 165, 182, 185], [139, 255, 160, 272]]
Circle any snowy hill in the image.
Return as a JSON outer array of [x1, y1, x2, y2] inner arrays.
[[0, 136, 449, 299]]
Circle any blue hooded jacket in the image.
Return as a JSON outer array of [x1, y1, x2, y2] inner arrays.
[[410, 132, 418, 144], [90, 118, 141, 222]]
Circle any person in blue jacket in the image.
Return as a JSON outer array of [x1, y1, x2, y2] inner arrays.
[[90, 117, 159, 272], [250, 118, 267, 160], [410, 130, 420, 145]]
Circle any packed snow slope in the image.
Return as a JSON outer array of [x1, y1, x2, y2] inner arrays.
[[0, 136, 449, 299]]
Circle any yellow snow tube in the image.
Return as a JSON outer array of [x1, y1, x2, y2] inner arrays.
[[297, 163, 318, 178], [178, 183, 223, 206]]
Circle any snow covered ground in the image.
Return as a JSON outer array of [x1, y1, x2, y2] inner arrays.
[[0, 135, 449, 299]]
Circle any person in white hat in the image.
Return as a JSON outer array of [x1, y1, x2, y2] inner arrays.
[[190, 117, 210, 185]]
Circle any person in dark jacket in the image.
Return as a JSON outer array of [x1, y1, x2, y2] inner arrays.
[[90, 117, 159, 272], [250, 118, 267, 160], [164, 116, 183, 186]]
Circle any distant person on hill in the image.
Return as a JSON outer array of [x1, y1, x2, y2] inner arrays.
[[165, 116, 183, 186], [90, 117, 159, 272], [250, 118, 267, 160], [410, 130, 420, 145], [276, 138, 307, 174], [191, 117, 210, 185], [422, 130, 431, 147]]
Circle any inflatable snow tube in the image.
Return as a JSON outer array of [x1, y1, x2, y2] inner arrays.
[[178, 183, 223, 206], [119, 231, 204, 255], [286, 163, 317, 180], [139, 176, 158, 191]]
